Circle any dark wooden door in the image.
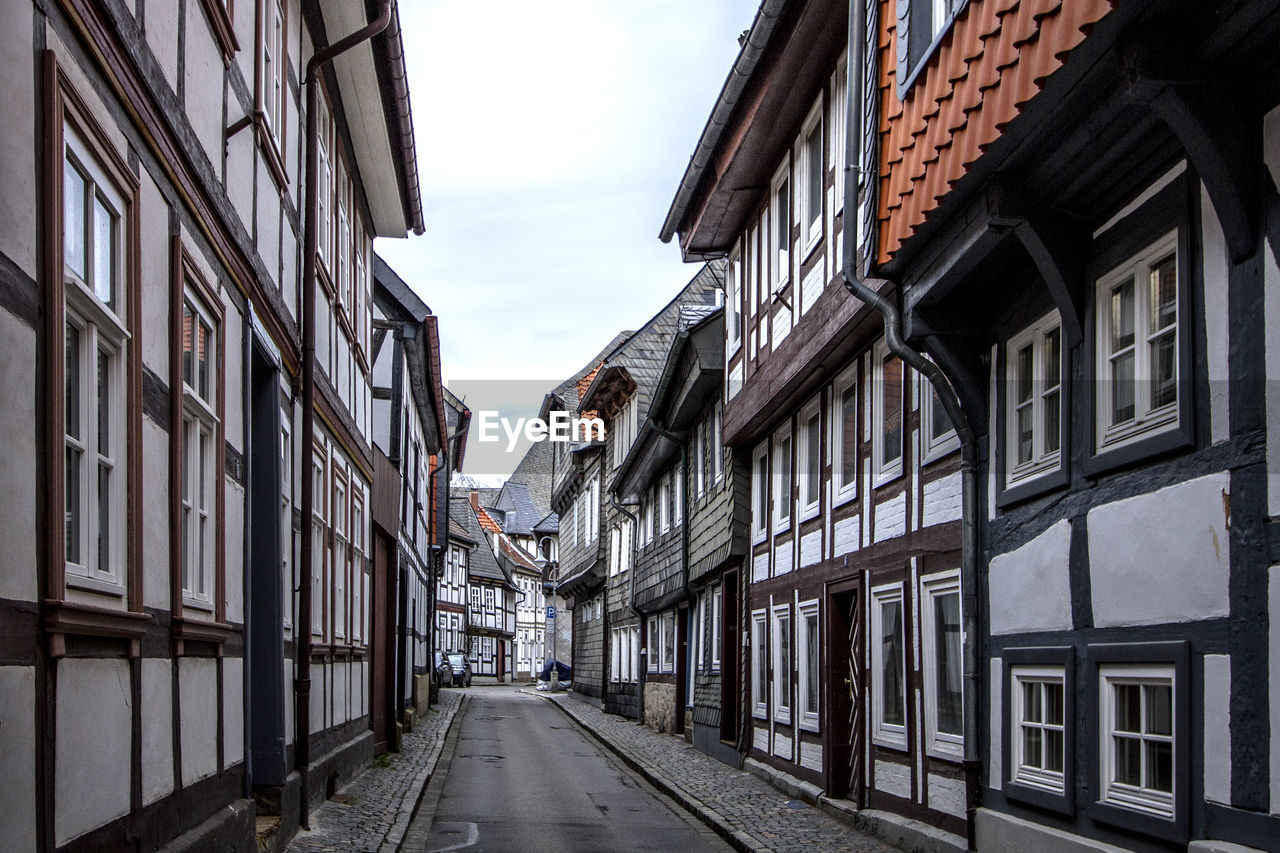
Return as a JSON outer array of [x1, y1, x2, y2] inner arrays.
[[370, 532, 390, 753], [719, 570, 740, 746], [827, 586, 864, 804]]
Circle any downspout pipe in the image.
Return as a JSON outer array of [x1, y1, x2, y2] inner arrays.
[[609, 492, 645, 725], [841, 1, 982, 846], [298, 0, 392, 829]]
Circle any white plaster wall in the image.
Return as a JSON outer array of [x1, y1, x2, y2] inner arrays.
[[0, 0, 36, 278], [231, 0, 256, 92], [833, 514, 860, 557], [800, 740, 823, 771], [874, 492, 907, 542], [988, 520, 1072, 636], [282, 218, 299, 321], [1089, 472, 1231, 627], [774, 539, 794, 577], [753, 551, 770, 583], [139, 171, 171, 381], [46, 29, 130, 157], [55, 659, 131, 846], [922, 472, 962, 527], [0, 666, 36, 850], [801, 263, 823, 314], [773, 731, 792, 760], [142, 419, 170, 610], [222, 299, 244, 452], [773, 304, 792, 347], [182, 7, 224, 169], [223, 657, 244, 767], [800, 530, 822, 567], [333, 660, 349, 725], [928, 774, 966, 818], [1203, 654, 1231, 806], [875, 759, 911, 800], [224, 481, 245, 624], [0, 310, 37, 601], [753, 726, 769, 752], [1271, 565, 1280, 816], [1200, 182, 1231, 445], [179, 657, 218, 786], [256, 168, 282, 290], [144, 0, 180, 92], [989, 657, 1002, 791], [141, 659, 174, 805], [224, 113, 255, 234]]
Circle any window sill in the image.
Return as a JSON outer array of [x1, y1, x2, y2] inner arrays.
[[924, 741, 965, 763], [998, 467, 1069, 510], [254, 116, 289, 191], [871, 734, 908, 753], [872, 465, 904, 490], [798, 717, 820, 734], [921, 434, 961, 466], [44, 599, 152, 657], [832, 488, 858, 509], [798, 504, 820, 524], [1087, 799, 1183, 844], [1005, 778, 1073, 815], [1085, 419, 1192, 479]]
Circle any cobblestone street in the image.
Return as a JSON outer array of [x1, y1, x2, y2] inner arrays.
[[540, 689, 902, 853], [285, 690, 464, 853]]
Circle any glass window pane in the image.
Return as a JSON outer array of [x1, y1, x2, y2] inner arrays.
[[806, 128, 822, 229], [806, 614, 819, 713], [778, 616, 790, 707], [1045, 328, 1061, 387], [1151, 330, 1176, 409], [182, 303, 195, 389], [1115, 735, 1142, 786], [1023, 681, 1042, 723], [840, 385, 857, 488], [64, 158, 88, 282], [97, 348, 110, 456], [1017, 344, 1033, 405], [1045, 729, 1064, 773], [1045, 681, 1064, 726], [65, 324, 80, 440], [66, 446, 81, 564], [881, 600, 904, 725], [930, 387, 950, 440], [1023, 726, 1043, 768], [1112, 351, 1135, 424], [93, 193, 116, 309], [935, 592, 962, 734], [1147, 740, 1173, 793], [1115, 683, 1141, 732], [805, 415, 820, 504], [1111, 279, 1135, 351], [97, 462, 110, 571], [1150, 255, 1177, 332], [882, 356, 903, 464], [778, 436, 791, 520], [1145, 683, 1172, 736], [1043, 390, 1061, 454], [1017, 404, 1034, 465], [198, 319, 211, 400]]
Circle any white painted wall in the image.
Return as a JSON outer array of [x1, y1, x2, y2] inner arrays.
[[142, 420, 171, 610], [55, 659, 131, 846], [922, 472, 962, 527], [179, 658, 218, 786], [0, 666, 36, 850], [139, 172, 171, 380], [0, 310, 37, 602], [774, 539, 794, 577], [833, 514, 860, 557], [182, 8, 224, 173], [141, 659, 175, 805], [753, 551, 770, 583], [800, 739, 823, 771], [800, 530, 822, 567], [875, 759, 911, 799], [1200, 182, 1231, 445], [988, 520, 1072, 636], [1089, 472, 1231, 627], [928, 773, 966, 818], [1203, 654, 1231, 805], [223, 657, 244, 767], [874, 492, 907, 542], [989, 657, 1002, 791]]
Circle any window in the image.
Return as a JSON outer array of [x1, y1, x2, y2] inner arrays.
[[771, 605, 791, 724], [647, 616, 660, 673], [751, 610, 768, 718], [659, 474, 671, 533], [871, 583, 907, 747], [62, 123, 131, 595], [798, 400, 822, 520], [710, 585, 722, 672], [831, 53, 849, 215], [752, 442, 769, 542], [832, 366, 858, 505], [1099, 665, 1175, 819], [661, 610, 676, 674], [797, 600, 820, 731], [1011, 666, 1067, 795], [1095, 232, 1180, 452], [619, 519, 632, 573], [609, 526, 620, 576], [613, 395, 639, 468], [180, 288, 221, 609], [873, 342, 904, 484], [773, 427, 792, 532], [1006, 311, 1063, 485], [712, 404, 724, 482], [770, 162, 791, 292], [694, 424, 705, 499], [903, 0, 952, 89], [642, 490, 653, 545], [261, 0, 285, 148], [921, 371, 959, 462], [311, 450, 326, 637], [727, 246, 742, 352], [673, 464, 683, 526], [921, 571, 963, 757], [587, 477, 599, 542], [800, 103, 824, 252]]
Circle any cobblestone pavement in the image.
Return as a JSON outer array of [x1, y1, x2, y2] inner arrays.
[[286, 689, 465, 853], [540, 690, 902, 853]]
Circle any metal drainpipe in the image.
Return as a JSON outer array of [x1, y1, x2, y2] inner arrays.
[[841, 1, 982, 846], [297, 0, 392, 829], [609, 492, 645, 725]]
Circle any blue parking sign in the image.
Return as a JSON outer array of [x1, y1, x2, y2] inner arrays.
[[546, 606, 556, 619]]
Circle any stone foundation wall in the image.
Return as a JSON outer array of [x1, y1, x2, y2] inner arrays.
[[643, 682, 677, 733]]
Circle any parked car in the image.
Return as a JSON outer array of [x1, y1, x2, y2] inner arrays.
[[445, 653, 472, 688], [433, 652, 450, 691]]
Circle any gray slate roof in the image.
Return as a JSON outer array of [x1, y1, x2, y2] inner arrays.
[[449, 495, 506, 582], [490, 481, 542, 537]]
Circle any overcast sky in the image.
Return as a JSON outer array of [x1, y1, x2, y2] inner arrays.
[[375, 1, 760, 478]]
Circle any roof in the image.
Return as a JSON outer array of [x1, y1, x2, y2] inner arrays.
[[448, 518, 475, 545], [506, 440, 554, 523], [373, 255, 447, 453], [470, 491, 503, 535], [449, 495, 506, 582], [443, 385, 471, 472], [490, 481, 543, 537], [541, 331, 635, 417], [500, 538, 541, 573], [533, 511, 559, 535]]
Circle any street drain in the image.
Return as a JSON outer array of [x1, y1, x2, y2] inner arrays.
[[472, 715, 513, 721], [461, 754, 505, 762]]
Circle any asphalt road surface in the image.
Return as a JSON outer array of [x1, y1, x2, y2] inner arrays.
[[411, 685, 731, 853]]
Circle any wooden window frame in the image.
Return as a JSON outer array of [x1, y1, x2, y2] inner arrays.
[[920, 569, 964, 759], [42, 52, 149, 658], [797, 598, 820, 732], [831, 364, 859, 507], [198, 0, 240, 64], [1004, 310, 1064, 486], [253, 0, 289, 188], [870, 581, 908, 749], [872, 340, 905, 486]]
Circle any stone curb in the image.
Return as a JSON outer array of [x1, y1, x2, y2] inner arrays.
[[380, 693, 467, 853], [535, 690, 772, 853]]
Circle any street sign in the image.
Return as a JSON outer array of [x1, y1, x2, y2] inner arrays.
[[546, 606, 556, 619]]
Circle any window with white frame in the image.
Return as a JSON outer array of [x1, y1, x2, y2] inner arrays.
[[609, 525, 620, 576], [261, 0, 286, 149], [311, 452, 326, 637], [642, 490, 654, 545], [770, 162, 791, 292], [659, 474, 671, 534], [727, 246, 742, 352], [674, 463, 683, 525], [1006, 311, 1063, 485], [921, 371, 959, 462], [710, 584, 722, 671], [693, 593, 705, 674], [798, 400, 822, 520], [771, 605, 792, 724], [873, 342, 905, 483], [647, 615, 660, 673], [620, 518, 632, 572], [1095, 232, 1180, 452], [333, 476, 348, 640], [905, 0, 953, 81], [752, 442, 769, 542], [831, 53, 849, 215], [613, 395, 639, 468], [773, 426, 792, 531], [871, 583, 907, 747], [661, 610, 676, 674], [63, 125, 129, 592], [921, 571, 963, 756], [797, 600, 820, 731], [832, 366, 858, 504], [694, 425, 705, 499], [712, 404, 724, 482], [612, 628, 623, 682], [1011, 665, 1066, 794], [588, 476, 599, 542], [1099, 664, 1175, 818], [751, 610, 768, 718], [181, 290, 219, 608], [800, 103, 824, 253]]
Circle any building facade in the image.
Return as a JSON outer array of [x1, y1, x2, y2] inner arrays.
[[0, 0, 424, 850]]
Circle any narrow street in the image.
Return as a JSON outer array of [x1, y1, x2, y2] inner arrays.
[[408, 685, 731, 853]]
